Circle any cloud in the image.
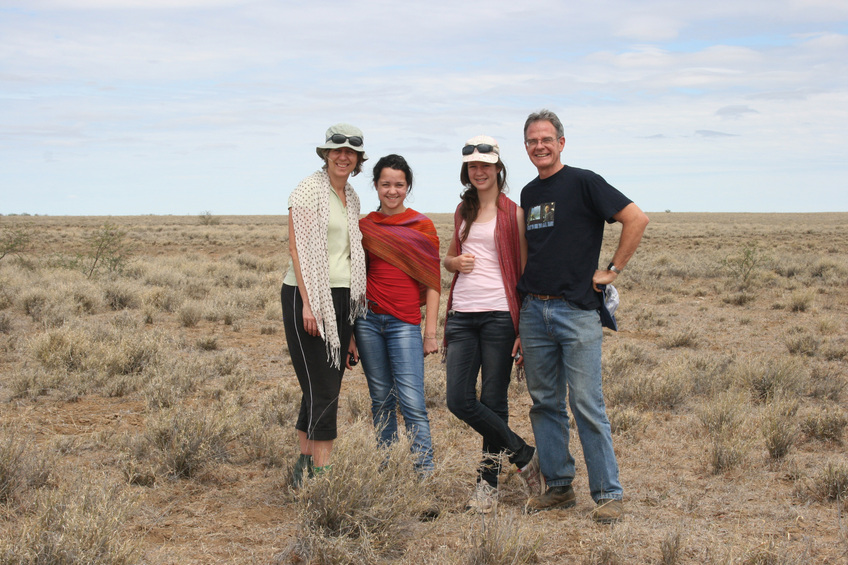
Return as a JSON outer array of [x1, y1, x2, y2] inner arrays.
[[695, 130, 739, 138], [716, 105, 759, 118]]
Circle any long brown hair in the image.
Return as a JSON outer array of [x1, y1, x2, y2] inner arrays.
[[457, 160, 508, 242]]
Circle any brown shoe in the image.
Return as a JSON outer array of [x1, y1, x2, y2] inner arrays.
[[591, 498, 623, 523], [524, 485, 576, 514]]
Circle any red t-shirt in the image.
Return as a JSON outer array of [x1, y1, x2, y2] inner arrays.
[[366, 253, 421, 325]]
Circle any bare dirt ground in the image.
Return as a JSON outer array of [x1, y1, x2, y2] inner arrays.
[[1, 212, 847, 564]]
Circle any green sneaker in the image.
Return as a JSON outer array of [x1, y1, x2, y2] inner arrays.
[[290, 454, 313, 489], [591, 498, 623, 523], [524, 485, 576, 514]]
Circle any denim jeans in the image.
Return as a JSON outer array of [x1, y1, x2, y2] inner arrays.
[[354, 310, 434, 474], [445, 310, 534, 487], [519, 296, 622, 502]]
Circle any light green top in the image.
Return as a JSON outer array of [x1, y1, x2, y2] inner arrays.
[[283, 185, 351, 288]]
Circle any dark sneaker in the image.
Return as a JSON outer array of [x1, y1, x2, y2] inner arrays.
[[465, 481, 498, 514], [419, 503, 441, 522], [517, 449, 545, 497], [591, 498, 623, 523], [524, 485, 576, 514]]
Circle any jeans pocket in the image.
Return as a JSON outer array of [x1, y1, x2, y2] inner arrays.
[[520, 295, 530, 312]]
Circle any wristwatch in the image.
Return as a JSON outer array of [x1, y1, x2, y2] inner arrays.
[[607, 262, 622, 274]]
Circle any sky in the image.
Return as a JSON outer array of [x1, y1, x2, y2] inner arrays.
[[1, 0, 847, 216]]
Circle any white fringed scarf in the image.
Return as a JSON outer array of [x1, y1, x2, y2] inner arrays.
[[288, 170, 367, 368]]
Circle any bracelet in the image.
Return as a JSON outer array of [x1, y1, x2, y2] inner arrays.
[[424, 335, 436, 339]]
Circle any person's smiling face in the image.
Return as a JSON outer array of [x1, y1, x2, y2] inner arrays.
[[326, 147, 359, 182], [467, 161, 499, 193], [375, 167, 408, 215], [524, 120, 565, 178]]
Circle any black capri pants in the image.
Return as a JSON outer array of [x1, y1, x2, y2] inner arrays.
[[281, 284, 352, 441]]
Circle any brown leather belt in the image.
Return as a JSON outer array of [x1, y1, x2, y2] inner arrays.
[[528, 293, 563, 300]]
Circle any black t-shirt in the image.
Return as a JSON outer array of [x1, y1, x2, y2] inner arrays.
[[518, 165, 632, 310]]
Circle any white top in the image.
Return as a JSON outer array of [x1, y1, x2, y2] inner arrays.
[[452, 217, 509, 312]]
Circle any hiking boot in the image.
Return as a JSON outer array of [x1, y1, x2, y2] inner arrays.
[[465, 481, 498, 514], [517, 449, 545, 496], [591, 498, 623, 523], [290, 454, 313, 489], [524, 485, 576, 514]]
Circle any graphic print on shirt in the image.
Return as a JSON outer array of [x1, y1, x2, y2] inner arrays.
[[526, 201, 555, 231]]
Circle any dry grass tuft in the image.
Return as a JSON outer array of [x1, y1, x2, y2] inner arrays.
[[285, 420, 437, 563], [144, 405, 237, 478], [803, 461, 848, 505], [760, 397, 799, 460], [734, 356, 806, 403], [699, 391, 751, 473], [785, 333, 820, 357], [465, 511, 541, 565], [800, 408, 847, 444], [659, 530, 683, 565], [0, 474, 139, 564], [178, 301, 203, 327]]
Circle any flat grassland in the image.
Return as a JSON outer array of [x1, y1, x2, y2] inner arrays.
[[1, 212, 847, 564]]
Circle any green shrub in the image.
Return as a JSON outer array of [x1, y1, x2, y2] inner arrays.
[[82, 222, 133, 278]]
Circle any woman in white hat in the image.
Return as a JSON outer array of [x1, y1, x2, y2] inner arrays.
[[443, 135, 541, 512], [282, 123, 369, 487]]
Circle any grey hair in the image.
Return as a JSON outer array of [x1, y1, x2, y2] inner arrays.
[[523, 109, 564, 140]]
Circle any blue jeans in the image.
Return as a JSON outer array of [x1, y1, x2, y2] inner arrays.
[[519, 296, 622, 502], [354, 310, 434, 474], [445, 310, 534, 487]]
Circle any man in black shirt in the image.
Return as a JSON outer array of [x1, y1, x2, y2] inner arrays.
[[518, 109, 649, 523]]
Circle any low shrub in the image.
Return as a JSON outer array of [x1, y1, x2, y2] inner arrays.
[[698, 391, 747, 438], [465, 512, 541, 565], [806, 461, 848, 504], [660, 327, 699, 349], [0, 475, 140, 563], [145, 405, 236, 478], [285, 421, 435, 563], [734, 356, 806, 403], [787, 289, 815, 312], [178, 301, 203, 327], [785, 334, 820, 357], [760, 397, 799, 460], [801, 408, 847, 443]]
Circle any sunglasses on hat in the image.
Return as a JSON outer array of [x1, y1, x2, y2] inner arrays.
[[327, 133, 363, 147], [461, 143, 496, 156]]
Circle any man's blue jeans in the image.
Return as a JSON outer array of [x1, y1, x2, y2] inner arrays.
[[445, 310, 534, 487], [519, 295, 622, 502], [354, 310, 434, 474]]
